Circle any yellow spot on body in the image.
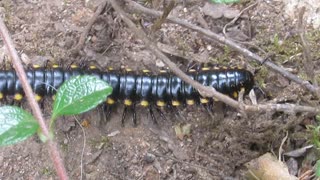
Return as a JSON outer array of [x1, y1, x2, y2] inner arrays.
[[156, 100, 166, 107], [186, 99, 194, 105], [213, 67, 220, 70], [33, 64, 41, 69], [201, 67, 210, 71], [70, 64, 78, 69], [124, 99, 132, 106], [126, 68, 132, 72], [35, 94, 42, 101], [107, 98, 115, 105], [172, 100, 180, 106], [108, 67, 114, 71], [237, 66, 243, 69], [142, 69, 150, 73], [140, 100, 149, 107], [52, 64, 59, 68], [200, 98, 209, 104], [160, 70, 167, 73], [0, 92, 3, 99], [89, 65, 97, 69], [222, 66, 228, 70], [233, 91, 238, 98], [14, 93, 23, 101], [188, 69, 196, 72]]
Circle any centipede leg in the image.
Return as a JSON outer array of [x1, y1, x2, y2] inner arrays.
[[121, 106, 128, 126], [155, 107, 167, 121], [173, 106, 186, 122], [39, 99, 45, 110], [186, 61, 198, 71], [202, 104, 215, 120], [104, 105, 112, 122], [149, 106, 158, 124], [131, 104, 137, 126], [8, 98, 14, 106]]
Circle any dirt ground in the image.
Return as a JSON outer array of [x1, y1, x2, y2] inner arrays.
[[0, 0, 319, 179]]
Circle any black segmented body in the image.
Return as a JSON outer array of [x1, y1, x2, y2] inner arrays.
[[0, 67, 254, 107]]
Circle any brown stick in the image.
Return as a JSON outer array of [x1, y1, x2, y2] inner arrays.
[[125, 0, 320, 98], [0, 18, 68, 180], [71, 0, 108, 56], [297, 7, 314, 83], [109, 0, 320, 115]]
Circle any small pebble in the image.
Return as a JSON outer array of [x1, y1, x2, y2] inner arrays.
[[143, 153, 155, 164]]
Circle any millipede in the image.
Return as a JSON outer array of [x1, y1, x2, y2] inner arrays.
[[0, 65, 254, 125]]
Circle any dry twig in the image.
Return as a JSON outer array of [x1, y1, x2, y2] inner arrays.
[[125, 0, 320, 98], [0, 18, 68, 179], [71, 0, 108, 56], [297, 7, 314, 83], [222, 1, 258, 37], [108, 0, 320, 115]]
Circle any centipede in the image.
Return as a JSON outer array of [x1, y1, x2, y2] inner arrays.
[[0, 65, 254, 125]]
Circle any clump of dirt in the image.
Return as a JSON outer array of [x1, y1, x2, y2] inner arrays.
[[0, 0, 319, 179]]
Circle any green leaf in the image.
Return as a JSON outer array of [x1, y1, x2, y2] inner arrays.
[[52, 75, 113, 119], [0, 106, 39, 146], [316, 160, 320, 177], [210, 0, 240, 4]]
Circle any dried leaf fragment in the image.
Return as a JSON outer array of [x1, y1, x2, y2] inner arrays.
[[245, 153, 298, 180]]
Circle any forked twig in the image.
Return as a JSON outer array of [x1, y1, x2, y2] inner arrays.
[[71, 0, 108, 56], [0, 18, 68, 179], [223, 1, 258, 37], [125, 0, 320, 98]]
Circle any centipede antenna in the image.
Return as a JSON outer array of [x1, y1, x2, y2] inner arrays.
[[121, 106, 128, 127], [149, 106, 158, 124]]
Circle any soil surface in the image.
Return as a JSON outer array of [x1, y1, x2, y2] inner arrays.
[[0, 0, 319, 179]]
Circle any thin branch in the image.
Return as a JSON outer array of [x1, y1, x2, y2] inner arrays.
[[71, 0, 108, 56], [223, 1, 258, 37], [244, 103, 320, 114], [125, 0, 320, 98], [297, 7, 315, 83], [157, 42, 208, 63], [0, 18, 68, 179]]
